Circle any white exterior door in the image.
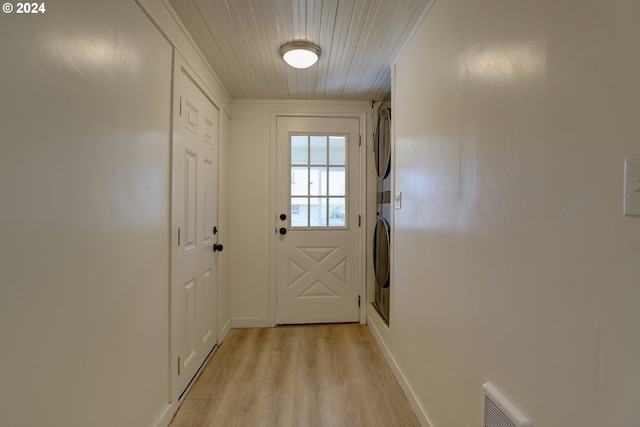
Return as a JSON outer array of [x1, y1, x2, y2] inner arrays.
[[276, 116, 361, 324], [171, 62, 219, 399]]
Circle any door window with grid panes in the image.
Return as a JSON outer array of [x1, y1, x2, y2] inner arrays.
[[289, 134, 348, 228]]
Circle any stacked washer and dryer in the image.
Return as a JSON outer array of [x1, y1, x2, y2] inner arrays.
[[373, 107, 392, 323]]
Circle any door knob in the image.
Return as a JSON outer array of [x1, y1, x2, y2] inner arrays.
[[279, 227, 287, 235], [213, 243, 224, 252], [280, 213, 287, 220]]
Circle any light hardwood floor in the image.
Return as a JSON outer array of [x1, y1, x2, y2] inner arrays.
[[169, 324, 421, 427]]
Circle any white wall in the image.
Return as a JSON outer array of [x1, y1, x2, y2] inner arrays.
[[0, 1, 232, 426], [217, 109, 232, 337], [0, 1, 172, 426], [372, 0, 640, 426], [229, 100, 372, 325]]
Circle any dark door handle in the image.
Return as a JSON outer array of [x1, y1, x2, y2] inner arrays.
[[279, 227, 287, 235], [213, 243, 224, 252], [280, 213, 287, 221]]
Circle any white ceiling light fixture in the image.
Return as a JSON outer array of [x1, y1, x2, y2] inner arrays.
[[280, 42, 321, 69]]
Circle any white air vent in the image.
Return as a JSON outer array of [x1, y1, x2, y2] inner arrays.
[[483, 382, 532, 427]]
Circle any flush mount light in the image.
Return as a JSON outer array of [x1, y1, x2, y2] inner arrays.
[[280, 42, 321, 69]]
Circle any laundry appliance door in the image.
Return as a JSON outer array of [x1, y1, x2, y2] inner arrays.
[[373, 217, 390, 322]]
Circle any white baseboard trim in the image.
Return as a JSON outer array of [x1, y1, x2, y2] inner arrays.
[[155, 342, 220, 427], [231, 317, 271, 328], [367, 313, 434, 427], [219, 319, 232, 342], [152, 402, 174, 427]]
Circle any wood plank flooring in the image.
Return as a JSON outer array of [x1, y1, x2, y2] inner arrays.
[[169, 324, 421, 427]]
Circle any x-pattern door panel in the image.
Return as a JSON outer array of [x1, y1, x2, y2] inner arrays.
[[288, 246, 348, 298]]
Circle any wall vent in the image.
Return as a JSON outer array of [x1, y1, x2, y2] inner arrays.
[[483, 382, 532, 427]]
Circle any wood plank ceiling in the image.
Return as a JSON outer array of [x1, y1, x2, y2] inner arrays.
[[168, 0, 431, 101]]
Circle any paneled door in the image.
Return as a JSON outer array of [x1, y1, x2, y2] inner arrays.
[[276, 116, 361, 324], [171, 61, 219, 400]]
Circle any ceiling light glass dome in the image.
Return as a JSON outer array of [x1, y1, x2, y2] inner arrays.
[[280, 42, 321, 69]]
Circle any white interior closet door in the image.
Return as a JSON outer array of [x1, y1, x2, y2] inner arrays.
[[171, 57, 220, 400]]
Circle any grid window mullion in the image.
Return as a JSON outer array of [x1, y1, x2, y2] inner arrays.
[[289, 133, 348, 229]]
